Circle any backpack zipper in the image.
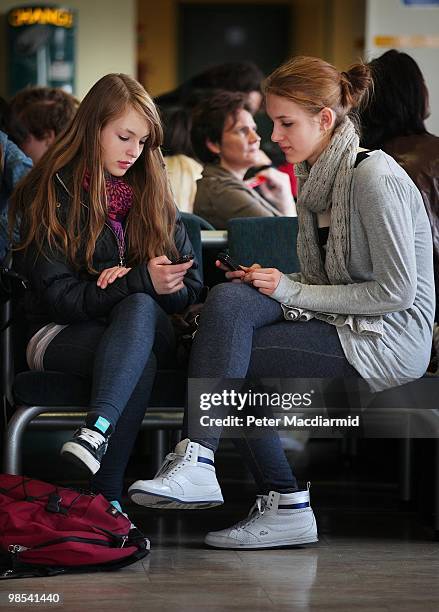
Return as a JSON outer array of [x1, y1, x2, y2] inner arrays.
[[9, 537, 108, 552], [9, 535, 130, 553], [8, 544, 29, 553]]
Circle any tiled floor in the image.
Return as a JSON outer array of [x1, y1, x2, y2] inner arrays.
[[1, 483, 438, 612], [2, 438, 437, 610]]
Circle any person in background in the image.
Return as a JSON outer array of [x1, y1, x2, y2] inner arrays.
[[0, 98, 32, 263], [130, 55, 434, 549], [2, 88, 78, 262], [8, 86, 79, 164], [191, 90, 296, 229], [10, 74, 202, 518], [156, 60, 297, 190], [156, 62, 268, 216], [161, 106, 203, 213], [155, 61, 264, 116], [360, 49, 439, 320]]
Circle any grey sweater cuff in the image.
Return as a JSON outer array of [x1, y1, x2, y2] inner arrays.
[[271, 272, 301, 304]]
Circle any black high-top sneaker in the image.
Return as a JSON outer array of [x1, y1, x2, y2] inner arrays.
[[61, 427, 109, 475]]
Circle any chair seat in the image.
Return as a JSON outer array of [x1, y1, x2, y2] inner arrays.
[[13, 368, 187, 409]]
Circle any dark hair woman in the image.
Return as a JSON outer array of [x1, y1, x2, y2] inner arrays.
[[10, 74, 203, 518], [360, 49, 439, 320], [191, 90, 296, 228]]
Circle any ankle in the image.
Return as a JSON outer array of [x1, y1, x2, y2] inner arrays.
[[190, 440, 215, 457], [273, 488, 311, 510], [110, 500, 122, 513], [85, 415, 113, 437]]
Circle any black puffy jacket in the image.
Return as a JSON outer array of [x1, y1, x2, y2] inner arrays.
[[17, 168, 203, 335]]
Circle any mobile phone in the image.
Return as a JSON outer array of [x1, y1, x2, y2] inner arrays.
[[217, 251, 242, 272], [170, 253, 194, 265]]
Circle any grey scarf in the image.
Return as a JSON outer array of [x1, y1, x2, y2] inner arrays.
[[283, 117, 383, 337], [295, 116, 357, 285]]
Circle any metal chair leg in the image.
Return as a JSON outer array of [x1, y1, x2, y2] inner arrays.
[[399, 437, 412, 502], [435, 439, 439, 536], [3, 405, 47, 474]]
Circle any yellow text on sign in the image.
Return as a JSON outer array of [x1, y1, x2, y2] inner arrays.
[[8, 7, 74, 28]]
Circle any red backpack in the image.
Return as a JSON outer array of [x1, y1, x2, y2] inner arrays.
[[0, 474, 149, 578]]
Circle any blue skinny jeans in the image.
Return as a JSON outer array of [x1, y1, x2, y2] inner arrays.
[[184, 282, 360, 494], [43, 293, 176, 503]]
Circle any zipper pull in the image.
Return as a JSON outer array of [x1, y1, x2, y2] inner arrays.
[[120, 535, 128, 548], [8, 544, 29, 553]]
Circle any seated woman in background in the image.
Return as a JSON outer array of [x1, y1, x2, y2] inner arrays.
[[359, 49, 439, 320], [130, 56, 434, 550], [10, 73, 203, 518], [161, 106, 203, 213], [191, 90, 296, 229]]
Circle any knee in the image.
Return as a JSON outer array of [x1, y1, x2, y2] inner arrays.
[[114, 293, 159, 320], [204, 282, 253, 318]]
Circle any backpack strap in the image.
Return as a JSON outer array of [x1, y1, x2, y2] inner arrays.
[[0, 551, 65, 579], [354, 150, 371, 168]]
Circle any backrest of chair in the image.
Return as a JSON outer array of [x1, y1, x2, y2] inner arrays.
[[1, 267, 29, 382], [228, 217, 300, 273], [180, 212, 215, 279], [1, 266, 29, 408]]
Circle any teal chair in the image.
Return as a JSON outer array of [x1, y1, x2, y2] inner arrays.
[[227, 216, 299, 273], [180, 212, 215, 279]]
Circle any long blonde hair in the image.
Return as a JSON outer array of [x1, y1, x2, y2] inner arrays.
[[11, 73, 177, 271]]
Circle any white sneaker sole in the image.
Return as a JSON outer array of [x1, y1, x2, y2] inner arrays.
[[205, 533, 318, 549], [129, 489, 224, 510], [61, 441, 101, 475]]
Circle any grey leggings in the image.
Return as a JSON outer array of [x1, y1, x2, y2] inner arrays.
[[184, 282, 359, 494]]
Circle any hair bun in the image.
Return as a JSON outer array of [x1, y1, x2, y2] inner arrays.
[[341, 63, 372, 109]]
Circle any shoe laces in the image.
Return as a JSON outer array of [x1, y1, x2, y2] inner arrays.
[[234, 496, 267, 531], [154, 451, 183, 478], [77, 427, 105, 449]]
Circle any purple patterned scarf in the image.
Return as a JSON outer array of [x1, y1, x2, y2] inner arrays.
[[83, 172, 134, 256]]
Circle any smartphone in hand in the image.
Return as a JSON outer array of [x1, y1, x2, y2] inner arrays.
[[217, 251, 243, 272], [170, 253, 194, 265]]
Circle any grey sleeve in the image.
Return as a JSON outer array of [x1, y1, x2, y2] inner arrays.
[[271, 174, 419, 315]]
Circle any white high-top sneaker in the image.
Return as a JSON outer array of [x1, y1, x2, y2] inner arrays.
[[205, 486, 318, 549], [128, 438, 224, 509]]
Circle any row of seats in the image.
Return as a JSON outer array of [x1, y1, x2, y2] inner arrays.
[[2, 214, 439, 536], [1, 212, 258, 476]]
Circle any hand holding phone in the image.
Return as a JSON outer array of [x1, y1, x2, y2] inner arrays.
[[216, 251, 242, 272], [216, 251, 258, 289], [170, 253, 194, 265], [148, 254, 193, 295]]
